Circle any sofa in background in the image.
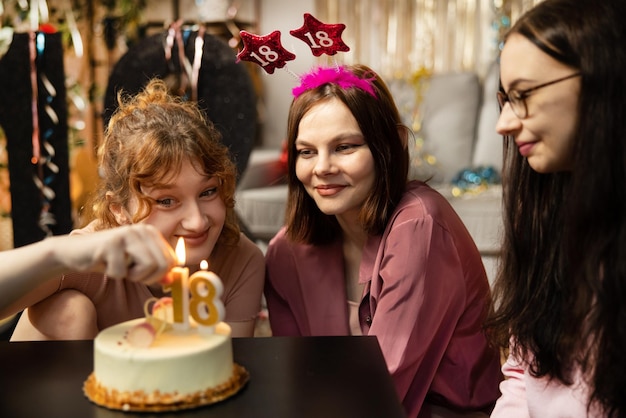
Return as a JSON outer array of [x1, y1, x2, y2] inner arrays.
[[235, 62, 504, 284]]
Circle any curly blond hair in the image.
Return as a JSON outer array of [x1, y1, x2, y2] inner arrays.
[[85, 78, 239, 246]]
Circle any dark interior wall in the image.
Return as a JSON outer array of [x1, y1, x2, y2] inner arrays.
[[103, 31, 258, 180]]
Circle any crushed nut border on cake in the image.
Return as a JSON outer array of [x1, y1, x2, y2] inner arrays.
[[83, 363, 249, 412]]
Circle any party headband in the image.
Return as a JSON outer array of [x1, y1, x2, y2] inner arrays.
[[236, 13, 376, 99], [292, 66, 377, 98]]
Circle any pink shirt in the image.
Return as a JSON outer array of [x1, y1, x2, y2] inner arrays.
[[265, 181, 502, 418], [492, 351, 602, 418], [59, 224, 265, 331]]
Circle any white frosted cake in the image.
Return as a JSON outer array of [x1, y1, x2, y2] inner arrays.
[[83, 318, 248, 412]]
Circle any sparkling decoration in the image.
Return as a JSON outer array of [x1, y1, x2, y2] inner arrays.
[[491, 0, 513, 52], [236, 30, 296, 74], [408, 66, 432, 133], [388, 66, 438, 182], [289, 13, 350, 57], [451, 166, 501, 197]]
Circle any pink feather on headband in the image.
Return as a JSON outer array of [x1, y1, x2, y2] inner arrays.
[[292, 66, 377, 99]]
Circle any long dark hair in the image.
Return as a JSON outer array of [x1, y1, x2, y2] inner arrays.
[[486, 0, 626, 415], [284, 64, 408, 245]]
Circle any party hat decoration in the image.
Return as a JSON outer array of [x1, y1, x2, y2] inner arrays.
[[289, 13, 349, 57], [237, 30, 296, 74], [235, 14, 376, 100], [236, 13, 350, 76]]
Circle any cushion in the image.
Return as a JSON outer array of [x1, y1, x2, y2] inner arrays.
[[434, 184, 503, 254], [417, 72, 481, 183], [235, 185, 287, 241], [473, 61, 503, 171]]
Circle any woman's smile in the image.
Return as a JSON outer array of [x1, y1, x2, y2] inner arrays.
[[295, 98, 375, 219], [177, 230, 209, 247], [315, 184, 347, 196]]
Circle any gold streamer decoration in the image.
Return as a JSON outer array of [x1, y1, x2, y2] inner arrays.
[[315, 0, 545, 79]]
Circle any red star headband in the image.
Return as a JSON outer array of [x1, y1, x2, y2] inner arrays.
[[236, 13, 376, 99], [289, 13, 350, 57], [236, 29, 296, 75]]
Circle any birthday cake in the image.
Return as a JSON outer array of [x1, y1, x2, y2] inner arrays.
[[84, 258, 248, 412], [83, 315, 248, 412]]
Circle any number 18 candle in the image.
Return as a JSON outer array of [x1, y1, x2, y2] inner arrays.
[[167, 239, 225, 333], [189, 260, 225, 334], [169, 237, 190, 330]]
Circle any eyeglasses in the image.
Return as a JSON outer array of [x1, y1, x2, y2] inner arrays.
[[496, 72, 581, 119]]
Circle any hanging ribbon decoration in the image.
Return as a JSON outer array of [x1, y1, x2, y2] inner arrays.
[[28, 0, 58, 236], [164, 20, 193, 100], [29, 30, 41, 164], [190, 25, 205, 103], [163, 21, 208, 103]]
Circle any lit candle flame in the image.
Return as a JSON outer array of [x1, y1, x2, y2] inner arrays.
[[200, 260, 209, 270], [175, 237, 186, 266]]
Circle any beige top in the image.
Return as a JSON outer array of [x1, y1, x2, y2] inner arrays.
[[348, 300, 362, 336], [59, 224, 265, 332], [347, 274, 364, 336]]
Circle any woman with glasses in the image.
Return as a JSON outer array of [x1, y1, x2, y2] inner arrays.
[[487, 0, 626, 416]]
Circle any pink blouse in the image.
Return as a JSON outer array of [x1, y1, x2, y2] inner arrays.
[[492, 351, 602, 417], [265, 180, 502, 418]]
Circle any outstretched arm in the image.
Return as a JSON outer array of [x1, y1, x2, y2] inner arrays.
[[0, 224, 176, 319]]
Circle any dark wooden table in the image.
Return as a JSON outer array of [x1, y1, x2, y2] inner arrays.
[[0, 336, 406, 418]]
